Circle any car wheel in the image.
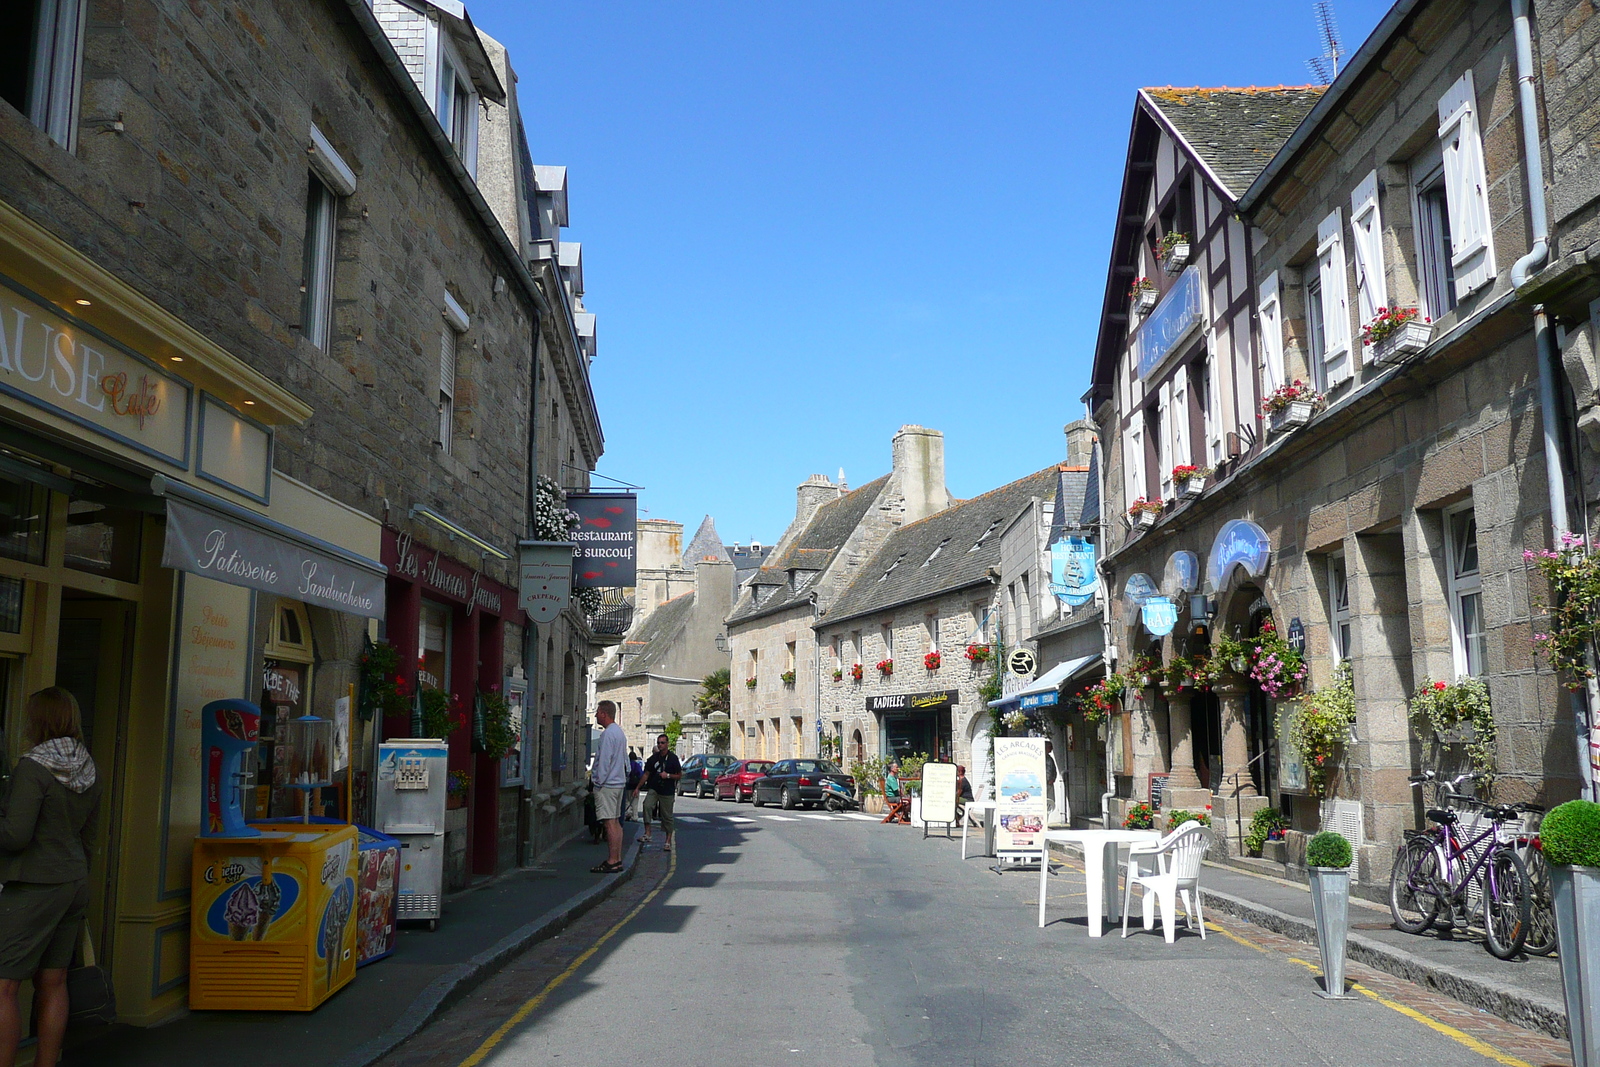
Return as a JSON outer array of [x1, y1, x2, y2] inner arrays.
[[752, 789, 766, 807], [782, 786, 797, 810]]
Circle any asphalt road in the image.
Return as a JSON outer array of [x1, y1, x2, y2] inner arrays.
[[379, 797, 1569, 1067]]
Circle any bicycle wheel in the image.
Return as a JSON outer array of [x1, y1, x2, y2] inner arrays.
[[1389, 836, 1443, 934], [1482, 849, 1531, 960], [1522, 845, 1558, 956]]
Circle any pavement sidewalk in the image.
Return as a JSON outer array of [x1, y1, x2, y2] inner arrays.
[[1047, 836, 1568, 1041], [73, 824, 640, 1067]]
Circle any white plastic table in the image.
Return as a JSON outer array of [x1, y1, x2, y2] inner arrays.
[[1037, 828, 1161, 934], [961, 800, 999, 859]]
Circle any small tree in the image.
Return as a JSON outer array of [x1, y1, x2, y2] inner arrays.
[[665, 711, 683, 750], [695, 668, 730, 717]]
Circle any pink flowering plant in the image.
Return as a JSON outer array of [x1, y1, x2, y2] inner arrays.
[[1155, 231, 1190, 257], [1359, 306, 1429, 347], [1249, 618, 1307, 697], [1526, 531, 1600, 690], [1127, 497, 1163, 518], [1128, 276, 1155, 300], [1261, 379, 1325, 416]]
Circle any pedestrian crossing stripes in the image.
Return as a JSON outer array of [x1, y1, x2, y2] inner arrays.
[[841, 812, 881, 821], [759, 815, 799, 821], [675, 816, 709, 823], [793, 812, 836, 820], [724, 816, 756, 823]]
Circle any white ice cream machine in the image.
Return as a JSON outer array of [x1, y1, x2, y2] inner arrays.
[[376, 739, 449, 929]]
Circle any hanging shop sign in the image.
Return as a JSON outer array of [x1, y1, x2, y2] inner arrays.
[[865, 689, 957, 713], [1049, 536, 1098, 607], [1163, 550, 1200, 595], [383, 528, 512, 618], [0, 273, 192, 466], [516, 541, 574, 624], [1121, 572, 1158, 624], [1206, 519, 1272, 591], [164, 498, 385, 619], [993, 736, 1048, 854], [1288, 617, 1306, 654], [568, 492, 637, 588], [1141, 595, 1179, 637], [1008, 648, 1037, 677], [1136, 266, 1204, 379]]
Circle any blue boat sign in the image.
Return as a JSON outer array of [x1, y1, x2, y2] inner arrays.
[[1049, 536, 1098, 607]]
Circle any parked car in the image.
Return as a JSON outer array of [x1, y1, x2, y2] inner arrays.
[[752, 759, 855, 810], [714, 760, 773, 802], [677, 754, 737, 798]]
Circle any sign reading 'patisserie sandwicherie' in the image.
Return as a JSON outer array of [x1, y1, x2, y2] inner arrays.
[[0, 274, 191, 464]]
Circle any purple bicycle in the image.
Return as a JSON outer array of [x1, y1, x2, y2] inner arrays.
[[1387, 770, 1532, 960]]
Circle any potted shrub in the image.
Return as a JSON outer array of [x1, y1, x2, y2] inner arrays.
[[924, 650, 942, 671], [1542, 799, 1600, 1066], [1245, 807, 1289, 858], [1122, 801, 1156, 829], [1261, 379, 1324, 434], [1172, 464, 1211, 501], [876, 658, 894, 677], [1306, 830, 1355, 999], [1129, 276, 1157, 314], [1127, 496, 1163, 531], [1361, 306, 1432, 365], [1157, 231, 1191, 273]]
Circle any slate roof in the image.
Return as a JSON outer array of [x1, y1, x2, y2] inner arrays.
[[821, 466, 1060, 627], [1142, 86, 1325, 198], [728, 475, 890, 625], [597, 591, 696, 681], [681, 515, 731, 568]]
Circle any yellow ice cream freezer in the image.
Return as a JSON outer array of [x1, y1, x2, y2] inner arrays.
[[190, 823, 359, 1011]]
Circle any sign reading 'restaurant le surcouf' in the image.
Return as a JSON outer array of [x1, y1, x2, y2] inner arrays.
[[0, 275, 191, 464]]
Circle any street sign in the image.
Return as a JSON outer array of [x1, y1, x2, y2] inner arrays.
[[1288, 617, 1307, 653], [1008, 648, 1037, 677]]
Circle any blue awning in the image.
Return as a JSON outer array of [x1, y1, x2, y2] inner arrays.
[[986, 653, 1102, 709]]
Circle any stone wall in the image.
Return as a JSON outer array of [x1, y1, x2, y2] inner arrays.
[[729, 601, 817, 761]]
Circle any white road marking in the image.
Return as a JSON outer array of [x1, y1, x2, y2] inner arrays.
[[724, 816, 756, 823], [794, 812, 842, 820], [760, 815, 800, 821], [676, 816, 709, 823], [841, 813, 881, 821]]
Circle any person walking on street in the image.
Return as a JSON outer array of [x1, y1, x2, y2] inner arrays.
[[625, 748, 644, 822], [639, 734, 682, 851], [0, 688, 102, 1067], [589, 701, 627, 874]]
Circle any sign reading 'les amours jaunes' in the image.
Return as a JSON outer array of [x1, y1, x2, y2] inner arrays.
[[0, 275, 191, 464], [516, 541, 573, 624], [163, 499, 385, 619], [385, 529, 509, 617]]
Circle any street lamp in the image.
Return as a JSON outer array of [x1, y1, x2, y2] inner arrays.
[[714, 632, 729, 653]]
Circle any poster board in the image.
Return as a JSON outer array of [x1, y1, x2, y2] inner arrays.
[[1277, 702, 1308, 793], [921, 762, 958, 831], [993, 737, 1048, 855], [332, 695, 351, 774], [1148, 773, 1170, 811]]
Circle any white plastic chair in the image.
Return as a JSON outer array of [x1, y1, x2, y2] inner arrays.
[[1120, 822, 1213, 943], [960, 789, 992, 860]]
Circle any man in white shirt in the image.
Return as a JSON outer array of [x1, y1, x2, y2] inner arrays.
[[590, 700, 628, 873]]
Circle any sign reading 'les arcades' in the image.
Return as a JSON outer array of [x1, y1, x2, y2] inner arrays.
[[0, 276, 191, 464], [568, 493, 637, 589]]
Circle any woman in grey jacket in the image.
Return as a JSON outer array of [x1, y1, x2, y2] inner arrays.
[[0, 688, 101, 1067]]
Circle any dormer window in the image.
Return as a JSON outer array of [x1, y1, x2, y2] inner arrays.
[[434, 39, 478, 174], [970, 519, 1002, 552], [879, 554, 906, 582], [922, 538, 951, 567]]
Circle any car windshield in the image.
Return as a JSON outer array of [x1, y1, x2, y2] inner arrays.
[[746, 762, 773, 772]]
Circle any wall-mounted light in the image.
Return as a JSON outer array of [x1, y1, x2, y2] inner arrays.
[[715, 632, 729, 653], [74, 298, 91, 306], [409, 504, 510, 560]]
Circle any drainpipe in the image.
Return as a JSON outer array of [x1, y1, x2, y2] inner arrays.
[[1510, 0, 1598, 799], [1090, 408, 1118, 822]]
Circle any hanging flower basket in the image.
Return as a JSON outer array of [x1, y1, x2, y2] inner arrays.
[[745, 677, 758, 689], [964, 643, 994, 664], [876, 659, 894, 677], [780, 670, 796, 686], [850, 663, 864, 682], [924, 651, 941, 671], [832, 668, 844, 682]]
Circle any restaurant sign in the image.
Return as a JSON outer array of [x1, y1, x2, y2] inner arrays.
[[1136, 266, 1204, 379], [1206, 519, 1272, 591], [0, 274, 191, 465], [384, 528, 512, 618], [569, 492, 637, 588], [1049, 536, 1097, 607], [517, 541, 573, 624], [163, 499, 385, 619], [866, 689, 958, 713]]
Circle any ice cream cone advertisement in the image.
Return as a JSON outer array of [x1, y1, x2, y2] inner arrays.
[[196, 855, 305, 944]]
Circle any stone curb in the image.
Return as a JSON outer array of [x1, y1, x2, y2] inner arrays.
[[330, 834, 644, 1067], [1197, 885, 1570, 1041]]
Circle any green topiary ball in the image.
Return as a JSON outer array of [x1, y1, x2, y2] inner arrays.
[[1306, 830, 1353, 869], [1540, 800, 1600, 868]]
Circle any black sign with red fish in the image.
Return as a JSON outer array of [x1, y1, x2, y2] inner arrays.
[[568, 493, 637, 588]]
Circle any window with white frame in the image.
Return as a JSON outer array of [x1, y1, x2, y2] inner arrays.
[[437, 323, 457, 451], [1328, 552, 1352, 661], [1349, 170, 1387, 354], [301, 175, 338, 351], [0, 0, 86, 149], [1444, 503, 1486, 677], [1413, 146, 1456, 319], [1306, 274, 1327, 392], [1019, 573, 1033, 636], [925, 612, 939, 653], [1315, 208, 1353, 387], [1196, 357, 1222, 467], [435, 40, 478, 174], [881, 623, 893, 660], [1171, 368, 1190, 474], [1258, 271, 1286, 397], [1156, 386, 1172, 500], [832, 634, 842, 667]]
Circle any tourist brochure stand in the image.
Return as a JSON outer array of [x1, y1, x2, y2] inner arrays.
[[993, 737, 1049, 872], [921, 762, 959, 839]]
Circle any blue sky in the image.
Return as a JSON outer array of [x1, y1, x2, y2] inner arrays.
[[473, 0, 1392, 546]]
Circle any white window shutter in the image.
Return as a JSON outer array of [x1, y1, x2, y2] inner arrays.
[[1258, 271, 1284, 396], [1157, 382, 1172, 497], [1124, 422, 1144, 507], [1317, 209, 1353, 386], [439, 327, 457, 399], [1171, 371, 1190, 470], [1204, 357, 1222, 465], [1438, 70, 1497, 300], [1349, 170, 1387, 355]]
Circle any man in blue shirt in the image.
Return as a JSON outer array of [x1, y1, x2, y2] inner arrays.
[[590, 701, 627, 873]]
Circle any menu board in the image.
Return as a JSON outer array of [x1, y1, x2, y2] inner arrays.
[[920, 762, 958, 826], [165, 574, 253, 896], [993, 737, 1048, 855]]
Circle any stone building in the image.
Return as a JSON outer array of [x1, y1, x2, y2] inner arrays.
[[0, 0, 603, 1024], [726, 426, 952, 761], [1089, 0, 1588, 877]]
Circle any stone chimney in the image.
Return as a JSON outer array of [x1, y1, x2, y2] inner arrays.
[[636, 519, 684, 572], [793, 474, 840, 532], [892, 425, 947, 525], [695, 558, 735, 617], [1064, 419, 1097, 467]]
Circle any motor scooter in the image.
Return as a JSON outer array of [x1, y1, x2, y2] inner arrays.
[[820, 778, 859, 813]]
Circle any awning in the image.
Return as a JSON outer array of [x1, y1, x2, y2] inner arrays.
[[987, 653, 1103, 709], [160, 483, 386, 619]]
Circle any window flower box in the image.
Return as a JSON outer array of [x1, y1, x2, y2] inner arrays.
[[1127, 497, 1162, 531], [832, 668, 843, 682], [1262, 380, 1324, 436], [850, 663, 863, 682], [780, 670, 796, 686], [1172, 465, 1211, 501], [745, 677, 758, 689], [1269, 400, 1315, 434], [1370, 319, 1432, 365], [1162, 242, 1191, 274], [1129, 277, 1157, 315]]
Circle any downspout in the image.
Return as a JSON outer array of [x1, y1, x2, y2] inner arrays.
[[1090, 410, 1117, 826], [1510, 0, 1597, 798]]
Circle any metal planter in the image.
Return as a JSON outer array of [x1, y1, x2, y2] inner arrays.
[[1553, 864, 1600, 1066], [1308, 867, 1355, 999]]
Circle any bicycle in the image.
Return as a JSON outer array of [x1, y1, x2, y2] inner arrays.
[[1387, 770, 1533, 960], [1512, 806, 1557, 956]]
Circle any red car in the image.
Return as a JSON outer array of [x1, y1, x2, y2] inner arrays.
[[715, 760, 773, 802]]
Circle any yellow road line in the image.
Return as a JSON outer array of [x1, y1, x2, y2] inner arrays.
[[458, 848, 676, 1067], [1203, 922, 1535, 1067]]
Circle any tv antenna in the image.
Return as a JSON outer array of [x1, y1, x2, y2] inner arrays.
[[1306, 1, 1345, 84]]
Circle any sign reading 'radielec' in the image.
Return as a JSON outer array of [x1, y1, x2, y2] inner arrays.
[[568, 493, 637, 588]]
